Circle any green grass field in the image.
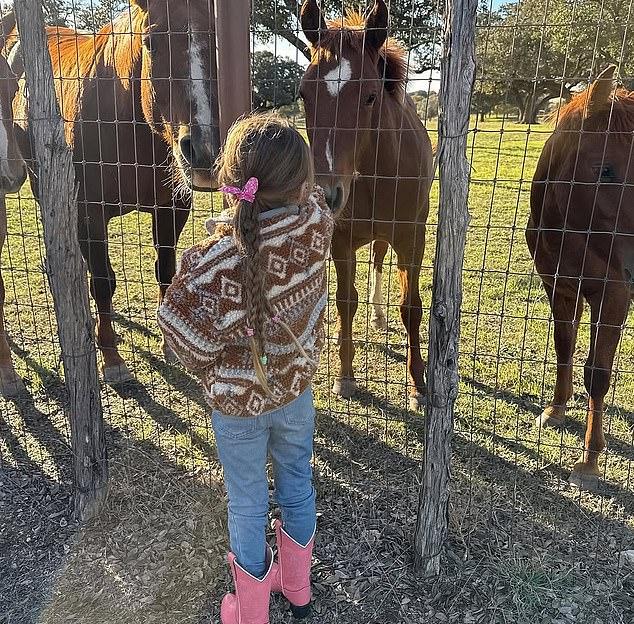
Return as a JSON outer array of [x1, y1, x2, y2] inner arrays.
[[1, 119, 633, 623]]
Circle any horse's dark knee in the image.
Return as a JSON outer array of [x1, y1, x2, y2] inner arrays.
[[155, 251, 176, 287], [90, 274, 116, 301], [337, 286, 358, 317], [584, 362, 611, 400], [400, 289, 422, 323]]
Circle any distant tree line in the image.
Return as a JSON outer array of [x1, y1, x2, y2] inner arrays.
[[475, 0, 634, 123]]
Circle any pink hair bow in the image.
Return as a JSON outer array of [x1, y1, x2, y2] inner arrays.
[[220, 177, 259, 203]]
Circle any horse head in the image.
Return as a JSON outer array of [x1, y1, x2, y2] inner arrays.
[[132, 0, 218, 191], [300, 0, 397, 213]]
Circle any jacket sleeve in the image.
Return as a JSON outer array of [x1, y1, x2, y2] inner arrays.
[[308, 185, 335, 254], [157, 243, 224, 375]]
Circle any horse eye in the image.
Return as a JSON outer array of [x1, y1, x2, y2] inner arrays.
[[592, 164, 615, 182], [365, 93, 377, 106]]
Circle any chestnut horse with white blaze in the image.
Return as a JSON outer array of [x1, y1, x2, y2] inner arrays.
[[300, 0, 433, 410], [0, 15, 27, 397], [527, 65, 634, 488], [7, 0, 218, 383]]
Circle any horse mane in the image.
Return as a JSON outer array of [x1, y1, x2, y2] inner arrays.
[[311, 10, 408, 96], [550, 85, 634, 136], [49, 6, 145, 87], [41, 5, 146, 142]]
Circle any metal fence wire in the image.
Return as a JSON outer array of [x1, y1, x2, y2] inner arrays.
[[0, 1, 632, 623]]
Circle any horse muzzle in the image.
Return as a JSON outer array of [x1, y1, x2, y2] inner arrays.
[[0, 161, 27, 195]]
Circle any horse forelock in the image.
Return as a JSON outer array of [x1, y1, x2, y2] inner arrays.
[[309, 10, 408, 96]]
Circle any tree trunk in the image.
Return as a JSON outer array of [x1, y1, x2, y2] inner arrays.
[[15, 0, 107, 520], [519, 93, 551, 124], [413, 0, 476, 577]]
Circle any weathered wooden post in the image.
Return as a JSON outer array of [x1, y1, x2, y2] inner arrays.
[[215, 0, 251, 140], [414, 0, 477, 576], [14, 0, 108, 520]]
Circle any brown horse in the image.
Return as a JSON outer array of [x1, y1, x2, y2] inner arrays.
[[0, 17, 27, 397], [7, 0, 218, 383], [299, 0, 433, 410], [527, 65, 634, 487]]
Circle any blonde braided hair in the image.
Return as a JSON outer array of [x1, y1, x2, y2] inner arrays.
[[215, 113, 314, 396]]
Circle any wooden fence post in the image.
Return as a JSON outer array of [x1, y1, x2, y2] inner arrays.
[[215, 0, 252, 140], [413, 0, 477, 576], [14, 0, 108, 520]]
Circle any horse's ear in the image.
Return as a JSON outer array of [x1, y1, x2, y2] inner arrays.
[[365, 0, 388, 51], [300, 0, 327, 47], [586, 65, 617, 118], [0, 10, 16, 50]]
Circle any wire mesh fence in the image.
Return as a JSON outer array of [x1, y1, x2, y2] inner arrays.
[[0, 1, 633, 623]]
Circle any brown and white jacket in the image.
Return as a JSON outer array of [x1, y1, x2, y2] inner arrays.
[[157, 188, 334, 417]]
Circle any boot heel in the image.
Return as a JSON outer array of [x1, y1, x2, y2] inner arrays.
[[290, 602, 312, 619]]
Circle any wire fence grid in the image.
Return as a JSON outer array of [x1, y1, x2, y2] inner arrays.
[[0, 1, 633, 623]]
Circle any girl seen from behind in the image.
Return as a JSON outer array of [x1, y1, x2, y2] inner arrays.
[[158, 113, 334, 623]]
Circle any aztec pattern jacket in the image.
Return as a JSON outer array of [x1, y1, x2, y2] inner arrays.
[[157, 187, 334, 416]]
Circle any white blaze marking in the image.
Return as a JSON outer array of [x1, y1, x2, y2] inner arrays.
[[0, 95, 9, 175], [190, 37, 212, 137], [371, 268, 385, 314], [325, 131, 333, 172], [324, 58, 352, 97]]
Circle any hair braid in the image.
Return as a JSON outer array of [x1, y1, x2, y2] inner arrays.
[[234, 198, 274, 397], [215, 112, 317, 398]]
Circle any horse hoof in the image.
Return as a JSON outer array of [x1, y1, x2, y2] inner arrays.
[[102, 362, 134, 385], [332, 377, 357, 399], [535, 405, 566, 428], [569, 467, 601, 492], [371, 313, 388, 331], [0, 368, 26, 397], [162, 342, 178, 363], [409, 392, 425, 411]]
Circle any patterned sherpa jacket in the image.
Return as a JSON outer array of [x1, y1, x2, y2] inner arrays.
[[157, 187, 334, 417]]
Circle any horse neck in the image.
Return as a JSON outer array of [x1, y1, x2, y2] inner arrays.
[[359, 92, 423, 176], [49, 14, 145, 124]]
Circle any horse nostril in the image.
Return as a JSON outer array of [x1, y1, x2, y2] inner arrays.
[[179, 135, 193, 165], [325, 183, 344, 212], [332, 185, 344, 211]]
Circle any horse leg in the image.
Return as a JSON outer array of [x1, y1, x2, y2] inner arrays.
[[152, 201, 190, 362], [332, 242, 358, 399], [0, 196, 24, 396], [570, 283, 630, 489], [78, 212, 132, 384], [538, 282, 583, 427], [370, 240, 389, 331], [394, 225, 426, 411]]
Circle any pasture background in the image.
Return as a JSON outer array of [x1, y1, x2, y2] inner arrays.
[[1, 118, 633, 623]]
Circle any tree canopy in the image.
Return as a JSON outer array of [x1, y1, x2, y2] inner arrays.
[[476, 0, 634, 123], [252, 51, 305, 109]]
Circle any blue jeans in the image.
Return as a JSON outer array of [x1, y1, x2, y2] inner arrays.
[[212, 388, 316, 578]]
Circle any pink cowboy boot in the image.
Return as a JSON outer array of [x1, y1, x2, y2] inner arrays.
[[271, 519, 315, 619], [220, 547, 274, 624]]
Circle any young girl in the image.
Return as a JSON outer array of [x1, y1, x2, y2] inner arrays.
[[158, 114, 334, 623]]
